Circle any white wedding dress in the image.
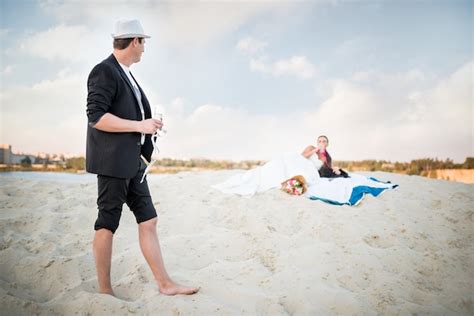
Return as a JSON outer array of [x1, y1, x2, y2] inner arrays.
[[213, 152, 398, 205], [212, 153, 322, 196]]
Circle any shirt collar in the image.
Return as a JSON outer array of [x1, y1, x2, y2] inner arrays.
[[119, 62, 130, 73]]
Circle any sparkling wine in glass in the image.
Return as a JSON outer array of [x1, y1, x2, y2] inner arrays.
[[153, 108, 167, 136]]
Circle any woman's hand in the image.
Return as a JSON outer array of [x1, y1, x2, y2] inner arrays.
[[332, 167, 341, 175]]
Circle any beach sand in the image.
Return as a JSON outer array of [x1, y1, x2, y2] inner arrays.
[[0, 171, 473, 315]]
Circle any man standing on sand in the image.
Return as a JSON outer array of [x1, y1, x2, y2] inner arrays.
[[86, 19, 198, 296]]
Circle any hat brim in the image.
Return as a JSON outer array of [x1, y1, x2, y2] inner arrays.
[[111, 33, 151, 39]]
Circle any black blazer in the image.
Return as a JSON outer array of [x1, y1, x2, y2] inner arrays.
[[317, 151, 349, 178], [86, 54, 153, 179], [318, 151, 334, 178]]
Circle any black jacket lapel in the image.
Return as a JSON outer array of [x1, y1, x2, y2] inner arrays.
[[129, 72, 151, 118], [107, 54, 142, 113]]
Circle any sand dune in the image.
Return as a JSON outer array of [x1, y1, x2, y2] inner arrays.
[[0, 171, 473, 315], [432, 169, 474, 184]]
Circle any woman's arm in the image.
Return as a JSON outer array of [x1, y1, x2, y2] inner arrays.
[[301, 145, 318, 158]]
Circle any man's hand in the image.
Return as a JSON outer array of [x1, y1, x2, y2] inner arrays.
[[333, 167, 341, 175], [138, 118, 163, 134]]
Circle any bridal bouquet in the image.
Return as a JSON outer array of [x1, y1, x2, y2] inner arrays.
[[281, 175, 307, 196]]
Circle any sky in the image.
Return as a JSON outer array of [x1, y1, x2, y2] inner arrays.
[[0, 0, 472, 162]]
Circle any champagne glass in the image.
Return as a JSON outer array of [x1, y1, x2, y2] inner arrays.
[[153, 108, 167, 137]]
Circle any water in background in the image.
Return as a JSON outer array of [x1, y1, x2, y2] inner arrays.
[[0, 172, 168, 183], [0, 172, 96, 183]]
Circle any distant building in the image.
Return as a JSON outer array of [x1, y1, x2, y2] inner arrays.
[[1, 144, 70, 167], [11, 153, 36, 165], [0, 144, 12, 164], [1, 145, 36, 165]]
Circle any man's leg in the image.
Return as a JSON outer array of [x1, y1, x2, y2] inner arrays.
[[93, 228, 114, 295], [93, 174, 127, 295], [138, 218, 199, 295]]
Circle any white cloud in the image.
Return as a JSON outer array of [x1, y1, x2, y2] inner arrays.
[[158, 103, 285, 161], [38, 1, 294, 49], [17, 2, 295, 66], [20, 24, 107, 63], [250, 55, 316, 80], [156, 62, 472, 162], [302, 62, 473, 162], [1, 65, 14, 75], [249, 57, 267, 73], [236, 37, 268, 55], [1, 72, 88, 155], [2, 42, 471, 162], [273, 56, 316, 79]]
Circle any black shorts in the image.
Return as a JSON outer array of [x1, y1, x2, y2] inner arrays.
[[94, 160, 157, 233]]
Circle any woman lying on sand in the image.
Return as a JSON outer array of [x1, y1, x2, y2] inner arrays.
[[213, 135, 397, 205]]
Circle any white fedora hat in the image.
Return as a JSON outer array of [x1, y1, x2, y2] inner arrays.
[[111, 19, 150, 39]]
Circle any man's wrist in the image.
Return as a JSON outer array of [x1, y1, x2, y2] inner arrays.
[[135, 121, 141, 133]]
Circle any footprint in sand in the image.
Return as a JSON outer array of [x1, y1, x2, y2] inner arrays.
[[430, 199, 442, 209], [363, 234, 395, 249], [336, 275, 358, 292], [447, 238, 464, 249], [444, 216, 459, 224], [257, 249, 277, 274]]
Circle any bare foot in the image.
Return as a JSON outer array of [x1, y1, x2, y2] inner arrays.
[[98, 288, 115, 296], [159, 282, 199, 296]]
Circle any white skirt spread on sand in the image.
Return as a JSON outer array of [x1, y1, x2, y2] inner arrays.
[[213, 153, 321, 196], [212, 153, 398, 206]]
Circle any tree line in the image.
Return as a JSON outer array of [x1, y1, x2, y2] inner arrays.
[[15, 156, 474, 176], [336, 157, 474, 175]]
